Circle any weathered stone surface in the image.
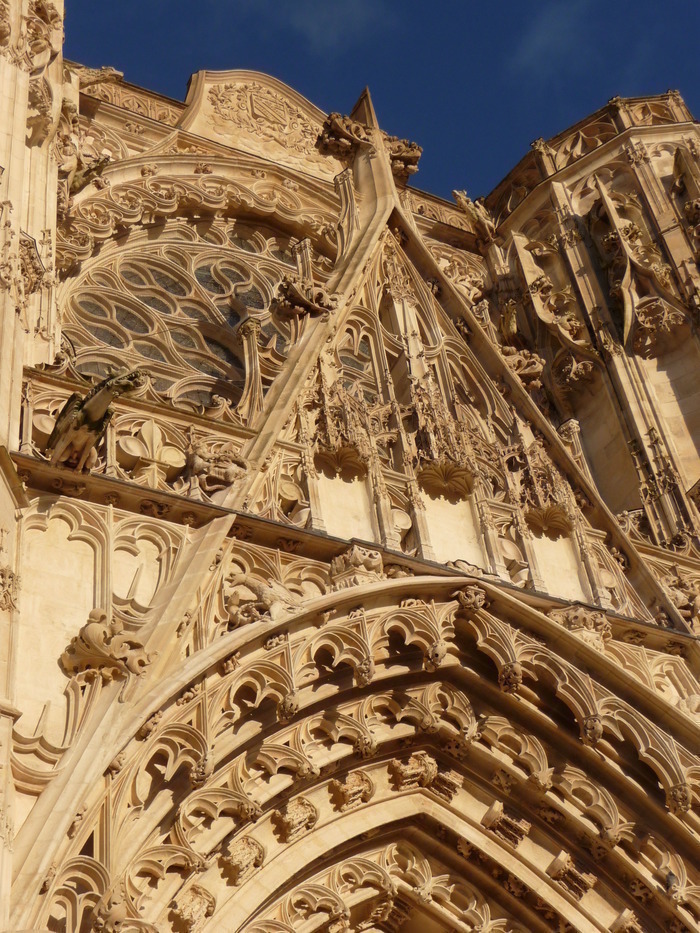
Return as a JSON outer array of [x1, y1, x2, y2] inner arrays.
[[0, 17, 698, 933]]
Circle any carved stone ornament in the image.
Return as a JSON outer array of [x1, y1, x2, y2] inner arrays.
[[431, 768, 463, 802], [390, 751, 439, 790], [116, 419, 186, 488], [552, 352, 596, 392], [276, 689, 300, 723], [329, 544, 383, 590], [452, 189, 498, 242], [175, 438, 247, 500], [632, 298, 686, 357], [69, 63, 124, 89], [501, 346, 546, 391], [382, 131, 422, 179], [91, 886, 157, 933], [44, 369, 145, 471], [18, 232, 46, 297], [0, 565, 19, 611], [481, 800, 531, 846], [547, 851, 597, 899], [314, 372, 397, 469], [0, 0, 62, 72], [499, 661, 524, 693], [548, 604, 612, 649], [666, 781, 693, 814], [272, 795, 318, 842], [224, 571, 302, 628], [60, 609, 152, 682], [453, 585, 490, 615], [188, 754, 213, 788], [219, 836, 265, 885], [319, 111, 372, 157], [276, 272, 339, 318], [330, 769, 375, 811], [170, 884, 216, 932], [207, 82, 318, 155], [401, 375, 487, 494], [388, 752, 462, 800], [610, 909, 645, 933], [581, 715, 604, 747], [505, 437, 574, 523]]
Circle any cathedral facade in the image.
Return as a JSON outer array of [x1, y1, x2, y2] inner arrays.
[[1, 2, 699, 930]]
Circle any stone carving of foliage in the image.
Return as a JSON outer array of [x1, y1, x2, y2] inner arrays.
[[60, 609, 151, 682], [116, 419, 186, 488]]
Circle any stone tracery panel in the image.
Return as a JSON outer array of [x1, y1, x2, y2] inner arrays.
[[60, 217, 313, 418]]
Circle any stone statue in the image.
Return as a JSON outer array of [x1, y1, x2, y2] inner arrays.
[[45, 369, 145, 471], [452, 189, 497, 241]]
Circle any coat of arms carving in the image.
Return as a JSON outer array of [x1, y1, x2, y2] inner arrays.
[[207, 82, 318, 156]]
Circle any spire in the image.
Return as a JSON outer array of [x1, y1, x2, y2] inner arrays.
[[350, 86, 379, 128]]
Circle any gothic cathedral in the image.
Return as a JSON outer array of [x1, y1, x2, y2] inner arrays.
[[0, 2, 699, 931]]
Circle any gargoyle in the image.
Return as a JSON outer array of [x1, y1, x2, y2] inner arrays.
[[69, 153, 111, 195], [45, 368, 145, 471], [276, 273, 339, 318], [452, 189, 497, 243]]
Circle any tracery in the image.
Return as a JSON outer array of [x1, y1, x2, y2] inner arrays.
[[60, 218, 331, 413]]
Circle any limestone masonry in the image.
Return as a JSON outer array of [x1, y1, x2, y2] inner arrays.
[[0, 1, 699, 930]]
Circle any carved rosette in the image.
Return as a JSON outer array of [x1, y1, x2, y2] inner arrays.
[[666, 782, 693, 815]]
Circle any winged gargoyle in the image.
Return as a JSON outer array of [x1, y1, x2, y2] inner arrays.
[[45, 368, 146, 471]]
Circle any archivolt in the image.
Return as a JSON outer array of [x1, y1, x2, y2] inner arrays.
[[29, 582, 700, 932]]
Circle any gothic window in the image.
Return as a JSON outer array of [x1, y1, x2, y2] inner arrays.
[[60, 218, 316, 413]]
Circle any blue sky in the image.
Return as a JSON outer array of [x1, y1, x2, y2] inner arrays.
[[64, 1, 700, 201]]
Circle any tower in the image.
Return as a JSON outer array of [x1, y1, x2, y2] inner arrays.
[[0, 4, 699, 930]]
